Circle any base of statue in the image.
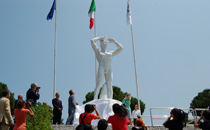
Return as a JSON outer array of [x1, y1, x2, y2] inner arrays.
[[73, 98, 122, 126]]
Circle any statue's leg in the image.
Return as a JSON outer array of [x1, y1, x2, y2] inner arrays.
[[105, 69, 113, 99], [99, 83, 107, 99], [94, 66, 104, 99]]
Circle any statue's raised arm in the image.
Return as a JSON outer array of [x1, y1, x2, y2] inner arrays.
[[107, 38, 123, 56], [90, 36, 106, 54]]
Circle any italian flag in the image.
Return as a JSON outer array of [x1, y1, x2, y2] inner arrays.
[[88, 0, 96, 29]]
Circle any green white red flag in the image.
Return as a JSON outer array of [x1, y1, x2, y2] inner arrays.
[[88, 0, 96, 29]]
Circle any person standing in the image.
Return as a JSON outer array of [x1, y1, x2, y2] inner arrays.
[[66, 89, 76, 125], [132, 104, 141, 125], [15, 94, 23, 109], [98, 119, 108, 130], [43, 102, 47, 105], [52, 92, 63, 124], [13, 100, 34, 130], [163, 108, 183, 130], [122, 93, 132, 125], [194, 110, 210, 130], [0, 90, 13, 130], [107, 103, 129, 130], [132, 118, 146, 130], [79, 104, 101, 125], [26, 83, 40, 106]]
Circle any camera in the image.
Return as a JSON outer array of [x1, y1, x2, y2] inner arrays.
[[36, 86, 41, 90], [91, 104, 95, 110]]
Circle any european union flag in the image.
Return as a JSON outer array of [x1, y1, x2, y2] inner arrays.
[[46, 0, 56, 20]]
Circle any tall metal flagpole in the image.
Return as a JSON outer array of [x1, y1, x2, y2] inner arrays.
[[128, 0, 141, 115], [130, 24, 141, 116], [53, 0, 57, 98], [94, 3, 97, 85]]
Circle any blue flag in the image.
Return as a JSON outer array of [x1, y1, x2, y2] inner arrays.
[[46, 0, 56, 20]]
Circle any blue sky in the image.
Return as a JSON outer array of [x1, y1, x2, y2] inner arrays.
[[1, 0, 210, 125]]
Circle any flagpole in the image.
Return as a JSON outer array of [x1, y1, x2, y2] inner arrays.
[[53, 0, 57, 99], [130, 24, 141, 116], [128, 0, 141, 115], [94, 2, 97, 85]]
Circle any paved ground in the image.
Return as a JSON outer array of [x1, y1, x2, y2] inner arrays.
[[51, 125, 196, 130]]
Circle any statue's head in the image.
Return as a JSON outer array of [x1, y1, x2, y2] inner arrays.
[[100, 39, 107, 51]]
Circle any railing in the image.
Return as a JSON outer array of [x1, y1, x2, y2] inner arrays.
[[193, 108, 209, 120], [149, 107, 199, 126]]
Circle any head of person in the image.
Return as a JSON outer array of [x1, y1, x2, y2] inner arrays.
[[2, 90, 10, 99], [202, 110, 210, 120], [43, 102, 47, 105], [55, 93, 60, 99], [85, 104, 94, 113], [113, 104, 128, 118], [124, 93, 127, 98], [135, 118, 145, 127], [97, 119, 108, 130], [18, 94, 23, 100], [135, 104, 138, 110], [69, 89, 74, 95], [170, 108, 181, 120], [31, 83, 38, 90], [100, 39, 107, 51], [126, 93, 131, 100], [113, 103, 120, 114], [17, 99, 26, 109]]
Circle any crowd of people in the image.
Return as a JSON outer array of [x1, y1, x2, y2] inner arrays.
[[0, 83, 40, 130], [0, 83, 210, 130]]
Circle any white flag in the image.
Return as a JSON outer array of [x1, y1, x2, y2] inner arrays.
[[127, 0, 132, 25]]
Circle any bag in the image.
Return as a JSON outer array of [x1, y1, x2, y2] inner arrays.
[[119, 105, 128, 119], [76, 113, 93, 130], [180, 109, 188, 127]]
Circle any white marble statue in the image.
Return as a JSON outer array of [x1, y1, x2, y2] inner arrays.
[[91, 36, 123, 99]]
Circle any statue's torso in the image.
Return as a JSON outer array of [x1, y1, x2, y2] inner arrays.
[[97, 52, 112, 73]]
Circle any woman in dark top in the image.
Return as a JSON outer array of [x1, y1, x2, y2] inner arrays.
[[163, 108, 183, 130]]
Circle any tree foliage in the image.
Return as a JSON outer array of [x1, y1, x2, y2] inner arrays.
[[0, 82, 15, 116], [113, 86, 125, 101], [26, 102, 53, 130], [190, 89, 210, 109], [83, 91, 94, 104], [190, 89, 210, 116], [130, 97, 146, 115], [83, 86, 146, 115]]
